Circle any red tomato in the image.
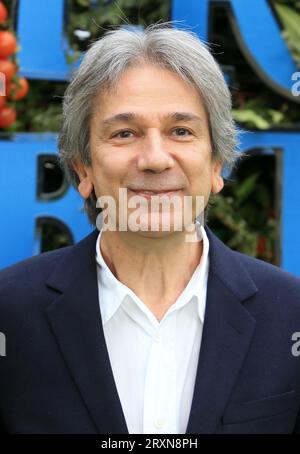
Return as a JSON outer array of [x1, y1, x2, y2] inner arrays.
[[0, 31, 17, 58], [0, 95, 5, 109], [0, 59, 17, 82], [0, 2, 8, 24], [0, 105, 17, 128], [9, 77, 29, 100]]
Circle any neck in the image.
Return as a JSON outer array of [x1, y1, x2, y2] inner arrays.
[[99, 227, 203, 319]]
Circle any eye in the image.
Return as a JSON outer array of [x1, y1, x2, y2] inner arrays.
[[171, 127, 193, 137], [112, 130, 134, 139]]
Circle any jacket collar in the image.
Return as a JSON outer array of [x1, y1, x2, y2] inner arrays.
[[45, 226, 257, 434]]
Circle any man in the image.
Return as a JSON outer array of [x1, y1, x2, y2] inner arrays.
[[0, 23, 300, 434]]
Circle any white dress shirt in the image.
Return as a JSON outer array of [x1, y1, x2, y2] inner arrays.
[[95, 223, 209, 434]]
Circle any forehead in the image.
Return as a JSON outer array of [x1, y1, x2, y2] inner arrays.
[[92, 64, 208, 122]]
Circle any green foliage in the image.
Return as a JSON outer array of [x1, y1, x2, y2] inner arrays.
[[4, 80, 65, 133], [66, 0, 170, 53], [232, 98, 294, 130], [274, 2, 300, 66], [230, 0, 300, 130], [208, 158, 277, 263], [40, 224, 71, 252]]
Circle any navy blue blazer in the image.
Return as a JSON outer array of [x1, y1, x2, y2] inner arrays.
[[0, 227, 300, 434]]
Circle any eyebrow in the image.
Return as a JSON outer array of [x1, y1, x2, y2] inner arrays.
[[101, 112, 203, 128]]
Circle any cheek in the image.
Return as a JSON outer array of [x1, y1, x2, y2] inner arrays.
[[183, 142, 212, 169], [91, 153, 127, 192], [185, 155, 213, 187]]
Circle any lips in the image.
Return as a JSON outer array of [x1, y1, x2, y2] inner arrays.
[[129, 189, 182, 199], [131, 189, 178, 194]]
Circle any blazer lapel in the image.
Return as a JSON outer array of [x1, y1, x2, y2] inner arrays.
[[45, 229, 129, 434], [186, 227, 258, 434]]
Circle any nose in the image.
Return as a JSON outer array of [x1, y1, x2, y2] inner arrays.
[[136, 130, 175, 173]]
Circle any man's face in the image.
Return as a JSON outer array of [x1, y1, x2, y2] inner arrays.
[[75, 63, 224, 235]]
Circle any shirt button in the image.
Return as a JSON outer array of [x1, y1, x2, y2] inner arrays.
[[154, 417, 166, 429]]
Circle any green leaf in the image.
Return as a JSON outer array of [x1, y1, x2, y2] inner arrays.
[[76, 0, 90, 8], [234, 172, 260, 202], [274, 3, 300, 66], [232, 109, 271, 129]]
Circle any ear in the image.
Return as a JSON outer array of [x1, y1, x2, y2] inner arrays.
[[72, 161, 94, 199], [211, 160, 224, 194]]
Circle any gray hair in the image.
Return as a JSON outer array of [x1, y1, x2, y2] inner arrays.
[[58, 22, 239, 225]]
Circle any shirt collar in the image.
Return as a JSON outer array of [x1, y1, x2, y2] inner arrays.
[[95, 222, 209, 325]]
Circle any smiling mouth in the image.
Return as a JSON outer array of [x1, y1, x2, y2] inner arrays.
[[129, 189, 182, 198]]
